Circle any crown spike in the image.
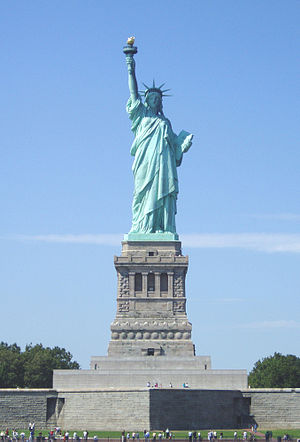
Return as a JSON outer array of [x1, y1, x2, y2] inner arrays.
[[142, 80, 171, 98]]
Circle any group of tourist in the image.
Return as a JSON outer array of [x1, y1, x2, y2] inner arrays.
[[0, 429, 26, 441], [145, 382, 190, 389], [0, 427, 94, 442], [2, 425, 292, 442], [122, 429, 173, 442], [47, 430, 92, 441], [0, 424, 36, 442]]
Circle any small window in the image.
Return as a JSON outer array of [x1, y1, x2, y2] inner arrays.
[[148, 251, 154, 256], [135, 273, 142, 291], [147, 348, 155, 356], [160, 273, 168, 291], [204, 364, 207, 370], [147, 273, 155, 291]]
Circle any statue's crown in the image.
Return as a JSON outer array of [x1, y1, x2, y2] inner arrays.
[[141, 80, 171, 98]]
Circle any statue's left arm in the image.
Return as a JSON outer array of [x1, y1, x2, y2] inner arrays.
[[175, 131, 193, 166]]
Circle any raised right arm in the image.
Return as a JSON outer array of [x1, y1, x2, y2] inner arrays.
[[126, 55, 138, 101]]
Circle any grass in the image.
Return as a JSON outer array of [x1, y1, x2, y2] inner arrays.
[[7, 430, 300, 439]]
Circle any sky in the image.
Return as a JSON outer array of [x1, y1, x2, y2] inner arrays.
[[1, 0, 299, 373]]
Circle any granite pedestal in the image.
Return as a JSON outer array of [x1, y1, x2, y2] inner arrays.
[[53, 240, 247, 390]]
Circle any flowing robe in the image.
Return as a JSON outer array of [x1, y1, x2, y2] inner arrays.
[[127, 96, 185, 234]]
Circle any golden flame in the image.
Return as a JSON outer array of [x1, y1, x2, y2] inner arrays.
[[127, 36, 135, 46]]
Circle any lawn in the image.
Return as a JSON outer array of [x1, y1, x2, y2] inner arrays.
[[8, 429, 300, 439]]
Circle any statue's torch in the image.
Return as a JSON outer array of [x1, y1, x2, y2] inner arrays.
[[123, 36, 138, 56]]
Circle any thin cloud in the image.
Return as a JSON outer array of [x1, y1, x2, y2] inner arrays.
[[5, 233, 300, 253], [249, 213, 300, 221], [14, 234, 122, 246], [181, 233, 300, 253], [237, 320, 300, 330]]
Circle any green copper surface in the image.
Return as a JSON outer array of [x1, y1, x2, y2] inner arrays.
[[124, 232, 179, 241], [124, 40, 193, 238]]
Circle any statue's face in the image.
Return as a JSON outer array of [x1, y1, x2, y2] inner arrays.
[[146, 92, 162, 112]]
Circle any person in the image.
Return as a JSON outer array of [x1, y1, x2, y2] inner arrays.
[[65, 432, 69, 441], [158, 433, 162, 441], [188, 431, 192, 442], [198, 433, 202, 441], [125, 47, 193, 235], [83, 431, 88, 441], [127, 433, 130, 441], [233, 432, 237, 440], [243, 432, 247, 440], [165, 429, 169, 439]]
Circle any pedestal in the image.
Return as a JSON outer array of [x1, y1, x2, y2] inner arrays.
[[107, 240, 195, 358]]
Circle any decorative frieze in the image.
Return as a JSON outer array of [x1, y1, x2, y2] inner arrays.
[[173, 300, 185, 312], [118, 271, 129, 297], [118, 300, 129, 312], [110, 330, 191, 340], [174, 271, 185, 297]]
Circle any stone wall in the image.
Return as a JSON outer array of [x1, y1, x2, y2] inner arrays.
[[56, 390, 149, 431], [55, 389, 250, 431], [53, 367, 247, 390], [1, 388, 300, 430], [0, 389, 58, 429], [149, 389, 250, 430], [243, 388, 300, 429]]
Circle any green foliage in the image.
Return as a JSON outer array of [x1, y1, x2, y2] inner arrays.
[[0, 342, 79, 388], [0, 342, 24, 387], [249, 352, 300, 388]]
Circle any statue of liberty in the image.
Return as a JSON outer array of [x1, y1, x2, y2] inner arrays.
[[124, 38, 193, 239]]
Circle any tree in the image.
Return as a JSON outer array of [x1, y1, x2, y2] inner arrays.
[[0, 342, 24, 388], [248, 352, 300, 388], [22, 344, 80, 388], [0, 342, 80, 388]]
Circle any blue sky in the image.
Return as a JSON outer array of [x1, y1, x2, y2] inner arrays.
[[1, 0, 299, 372]]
